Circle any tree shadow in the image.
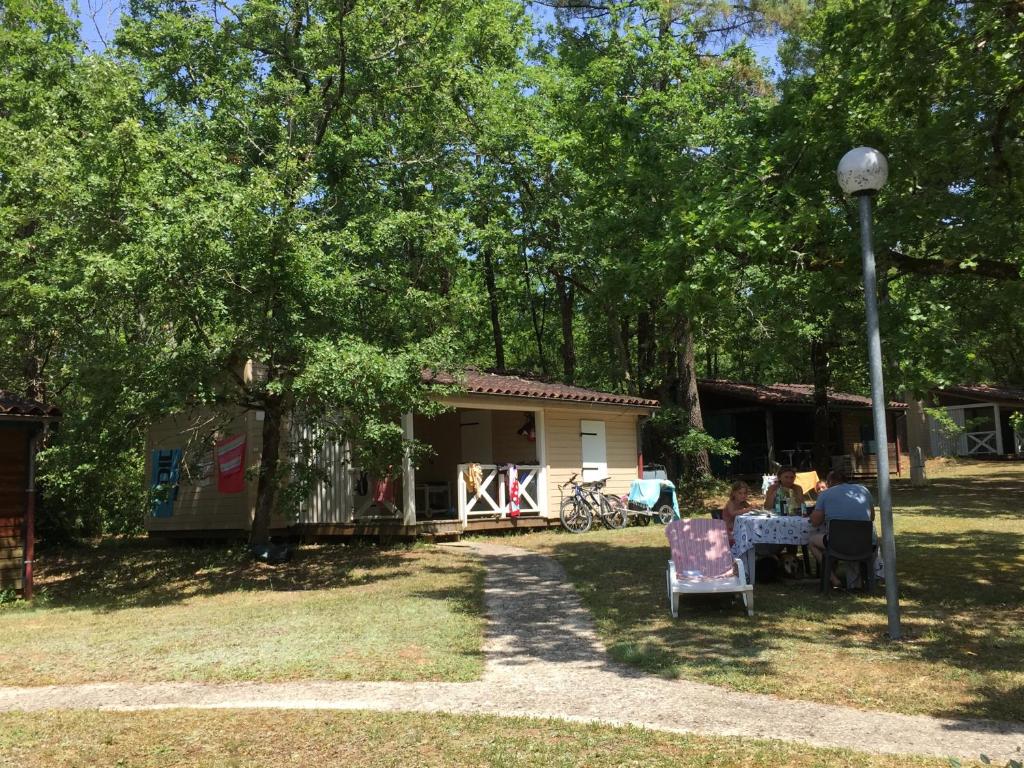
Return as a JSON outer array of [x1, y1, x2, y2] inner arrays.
[[891, 474, 1024, 519], [29, 538, 436, 612], [532, 525, 1024, 722]]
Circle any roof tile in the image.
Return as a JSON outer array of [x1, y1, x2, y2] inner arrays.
[[0, 392, 60, 419], [698, 379, 905, 409], [422, 369, 659, 408]]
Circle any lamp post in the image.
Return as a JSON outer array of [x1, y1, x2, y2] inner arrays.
[[837, 146, 902, 640]]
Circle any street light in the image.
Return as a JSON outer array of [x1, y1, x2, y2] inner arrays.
[[837, 146, 902, 641]]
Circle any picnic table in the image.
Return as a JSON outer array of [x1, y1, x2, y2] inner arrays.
[[730, 511, 814, 585]]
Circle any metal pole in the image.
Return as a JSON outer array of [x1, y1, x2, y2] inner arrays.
[[858, 193, 902, 640]]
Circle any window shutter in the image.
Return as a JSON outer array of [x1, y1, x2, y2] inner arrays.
[[580, 420, 607, 482]]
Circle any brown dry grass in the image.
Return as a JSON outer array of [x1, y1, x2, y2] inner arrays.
[[0, 541, 485, 685], [0, 709, 962, 768]]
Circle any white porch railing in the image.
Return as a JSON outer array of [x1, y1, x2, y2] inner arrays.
[[456, 464, 544, 526], [966, 431, 998, 455]]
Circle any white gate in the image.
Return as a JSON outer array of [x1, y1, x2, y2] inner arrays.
[[456, 464, 544, 525]]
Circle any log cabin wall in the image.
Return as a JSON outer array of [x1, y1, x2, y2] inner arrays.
[[0, 426, 29, 593]]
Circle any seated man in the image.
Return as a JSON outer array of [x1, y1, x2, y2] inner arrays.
[[809, 469, 875, 588]]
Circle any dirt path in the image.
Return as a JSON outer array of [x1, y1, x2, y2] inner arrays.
[[2, 541, 1022, 762]]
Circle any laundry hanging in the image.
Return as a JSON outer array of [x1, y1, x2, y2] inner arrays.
[[507, 464, 521, 518], [464, 463, 483, 495], [216, 433, 246, 494], [150, 448, 182, 517]]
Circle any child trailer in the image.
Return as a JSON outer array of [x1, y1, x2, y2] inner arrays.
[[627, 478, 679, 525]]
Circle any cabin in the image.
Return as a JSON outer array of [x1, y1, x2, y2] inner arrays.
[[144, 370, 658, 538], [0, 392, 59, 598], [699, 379, 908, 478], [927, 384, 1024, 458]]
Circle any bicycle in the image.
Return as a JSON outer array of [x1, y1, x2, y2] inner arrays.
[[559, 473, 627, 533]]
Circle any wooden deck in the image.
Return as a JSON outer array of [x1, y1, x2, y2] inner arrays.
[[148, 516, 557, 543]]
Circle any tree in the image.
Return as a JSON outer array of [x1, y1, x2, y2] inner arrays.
[[110, 0, 527, 543]]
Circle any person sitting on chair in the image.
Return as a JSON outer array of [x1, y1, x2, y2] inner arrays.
[[721, 481, 752, 544], [764, 466, 805, 515], [808, 469, 875, 588]]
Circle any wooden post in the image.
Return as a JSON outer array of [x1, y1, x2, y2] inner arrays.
[[894, 413, 902, 476], [401, 412, 416, 528], [23, 427, 38, 600], [764, 409, 776, 469], [535, 409, 548, 518], [994, 404, 1004, 455]]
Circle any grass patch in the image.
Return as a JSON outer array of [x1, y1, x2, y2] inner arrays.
[[0, 709, 963, 767], [506, 460, 1024, 722], [0, 540, 484, 685]]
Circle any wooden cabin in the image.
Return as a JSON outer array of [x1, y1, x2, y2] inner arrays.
[[144, 370, 658, 538], [699, 379, 908, 478], [0, 393, 59, 597], [928, 385, 1024, 458]]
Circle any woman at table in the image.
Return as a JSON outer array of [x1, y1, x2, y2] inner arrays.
[[721, 481, 752, 544], [764, 466, 806, 516]]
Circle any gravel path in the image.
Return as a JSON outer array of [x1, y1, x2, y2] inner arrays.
[[2, 540, 1022, 762]]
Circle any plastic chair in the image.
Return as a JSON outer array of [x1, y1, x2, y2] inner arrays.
[[820, 519, 876, 594], [666, 519, 753, 617]]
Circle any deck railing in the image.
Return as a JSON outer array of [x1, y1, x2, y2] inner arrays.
[[456, 463, 544, 526]]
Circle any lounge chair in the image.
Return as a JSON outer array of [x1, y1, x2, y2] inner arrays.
[[665, 518, 754, 617]]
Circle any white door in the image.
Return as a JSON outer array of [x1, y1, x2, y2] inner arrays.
[[459, 410, 494, 464], [580, 419, 607, 482]]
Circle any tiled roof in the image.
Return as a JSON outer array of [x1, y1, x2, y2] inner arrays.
[[937, 384, 1024, 407], [0, 392, 60, 419], [423, 369, 659, 408], [698, 379, 906, 409]]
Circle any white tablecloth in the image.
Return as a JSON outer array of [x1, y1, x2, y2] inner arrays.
[[731, 512, 815, 584]]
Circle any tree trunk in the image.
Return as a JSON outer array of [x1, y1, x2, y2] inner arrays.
[[22, 334, 46, 402], [251, 399, 284, 546], [811, 339, 831, 476], [482, 245, 505, 371], [554, 270, 575, 383], [609, 309, 635, 394], [520, 239, 546, 373], [679, 315, 710, 478], [637, 307, 656, 387], [905, 392, 931, 487]]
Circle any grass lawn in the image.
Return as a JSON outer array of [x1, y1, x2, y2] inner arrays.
[[0, 540, 484, 685], [0, 709, 961, 768], [505, 460, 1024, 722]]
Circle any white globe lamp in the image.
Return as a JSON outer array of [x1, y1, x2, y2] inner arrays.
[[837, 146, 888, 196]]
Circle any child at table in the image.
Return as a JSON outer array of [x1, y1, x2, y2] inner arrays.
[[721, 481, 752, 544]]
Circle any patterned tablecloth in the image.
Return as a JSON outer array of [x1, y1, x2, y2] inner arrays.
[[730, 512, 814, 558]]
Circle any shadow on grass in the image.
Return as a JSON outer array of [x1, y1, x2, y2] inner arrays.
[[891, 474, 1024, 518], [27, 538, 460, 612], [538, 527, 1024, 722]]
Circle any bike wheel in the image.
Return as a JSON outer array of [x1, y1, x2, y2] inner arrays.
[[559, 497, 592, 534], [600, 494, 629, 529], [656, 504, 674, 525]]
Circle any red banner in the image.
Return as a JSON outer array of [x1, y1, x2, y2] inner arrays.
[[216, 433, 246, 494]]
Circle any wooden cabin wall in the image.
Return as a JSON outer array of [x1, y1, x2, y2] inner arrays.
[[0, 426, 28, 592], [544, 408, 641, 512], [145, 410, 260, 534]]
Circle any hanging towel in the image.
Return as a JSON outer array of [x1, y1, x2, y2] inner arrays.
[[373, 477, 395, 505], [508, 464, 521, 517], [465, 463, 482, 495], [150, 448, 182, 517], [216, 433, 247, 494]]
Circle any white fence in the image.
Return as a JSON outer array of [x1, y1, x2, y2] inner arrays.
[[456, 464, 544, 525]]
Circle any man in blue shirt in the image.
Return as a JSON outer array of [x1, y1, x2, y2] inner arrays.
[[809, 469, 875, 586]]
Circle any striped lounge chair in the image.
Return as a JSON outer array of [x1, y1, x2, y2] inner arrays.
[[665, 518, 754, 617]]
